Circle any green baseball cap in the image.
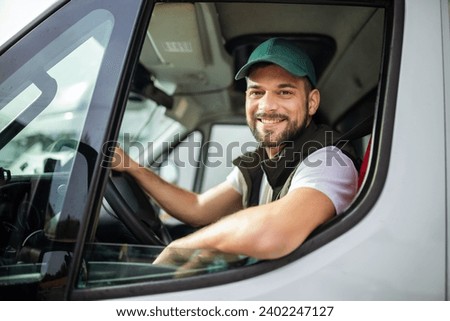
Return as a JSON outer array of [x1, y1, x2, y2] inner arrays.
[[234, 38, 317, 87]]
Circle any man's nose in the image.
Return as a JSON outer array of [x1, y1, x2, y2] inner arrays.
[[258, 92, 277, 113]]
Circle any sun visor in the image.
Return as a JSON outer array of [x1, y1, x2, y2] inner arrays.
[[140, 3, 233, 94]]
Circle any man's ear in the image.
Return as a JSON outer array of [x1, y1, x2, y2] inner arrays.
[[308, 89, 320, 116]]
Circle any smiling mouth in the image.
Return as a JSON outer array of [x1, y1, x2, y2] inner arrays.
[[257, 117, 286, 124]]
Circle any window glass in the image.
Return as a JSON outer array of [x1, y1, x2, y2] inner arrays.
[[202, 124, 256, 192], [159, 131, 202, 190], [0, 10, 114, 286], [0, 28, 111, 174], [118, 98, 185, 162], [77, 243, 247, 288], [0, 85, 41, 130]]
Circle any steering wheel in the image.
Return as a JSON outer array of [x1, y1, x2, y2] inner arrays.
[[48, 139, 172, 246], [104, 171, 172, 246]]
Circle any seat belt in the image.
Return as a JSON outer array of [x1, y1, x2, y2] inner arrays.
[[333, 113, 374, 145]]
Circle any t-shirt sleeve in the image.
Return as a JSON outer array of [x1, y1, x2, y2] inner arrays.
[[226, 166, 244, 195], [288, 146, 359, 214]]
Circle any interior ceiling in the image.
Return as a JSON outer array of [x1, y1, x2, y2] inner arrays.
[[215, 3, 376, 44]]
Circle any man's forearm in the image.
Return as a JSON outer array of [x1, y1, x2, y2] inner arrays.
[[112, 147, 242, 226], [164, 187, 335, 260], [165, 203, 294, 260], [125, 165, 206, 226]]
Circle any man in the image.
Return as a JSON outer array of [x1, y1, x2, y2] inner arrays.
[[112, 38, 358, 261]]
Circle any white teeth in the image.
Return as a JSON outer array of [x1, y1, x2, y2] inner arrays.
[[260, 118, 283, 124]]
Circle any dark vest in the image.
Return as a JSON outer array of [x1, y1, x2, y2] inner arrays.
[[232, 121, 359, 208]]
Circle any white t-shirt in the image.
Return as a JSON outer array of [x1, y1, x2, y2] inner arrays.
[[226, 146, 359, 214]]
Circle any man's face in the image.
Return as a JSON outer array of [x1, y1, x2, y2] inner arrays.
[[245, 64, 319, 150]]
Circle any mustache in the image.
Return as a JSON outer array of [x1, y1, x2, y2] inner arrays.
[[254, 112, 289, 121]]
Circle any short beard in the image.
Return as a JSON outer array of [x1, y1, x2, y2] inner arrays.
[[249, 93, 310, 148], [249, 113, 308, 148]]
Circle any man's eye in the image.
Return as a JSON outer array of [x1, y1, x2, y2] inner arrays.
[[247, 91, 264, 97], [279, 90, 293, 96]]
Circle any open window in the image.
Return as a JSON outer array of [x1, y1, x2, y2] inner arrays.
[[73, 1, 400, 300]]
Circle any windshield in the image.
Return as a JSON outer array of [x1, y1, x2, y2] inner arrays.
[[0, 9, 115, 288], [0, 0, 64, 48], [0, 13, 114, 175]]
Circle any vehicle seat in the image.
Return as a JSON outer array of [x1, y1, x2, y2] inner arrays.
[[358, 138, 371, 189]]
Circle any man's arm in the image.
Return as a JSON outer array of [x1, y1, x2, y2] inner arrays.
[[159, 187, 335, 260], [112, 147, 243, 226], [159, 147, 358, 260]]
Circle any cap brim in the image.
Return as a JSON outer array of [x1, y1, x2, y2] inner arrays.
[[234, 56, 309, 81]]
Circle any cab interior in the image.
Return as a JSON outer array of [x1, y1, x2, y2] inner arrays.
[[100, 2, 383, 243]]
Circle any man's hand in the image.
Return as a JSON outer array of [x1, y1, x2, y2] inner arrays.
[[110, 146, 139, 172], [153, 244, 247, 278]]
